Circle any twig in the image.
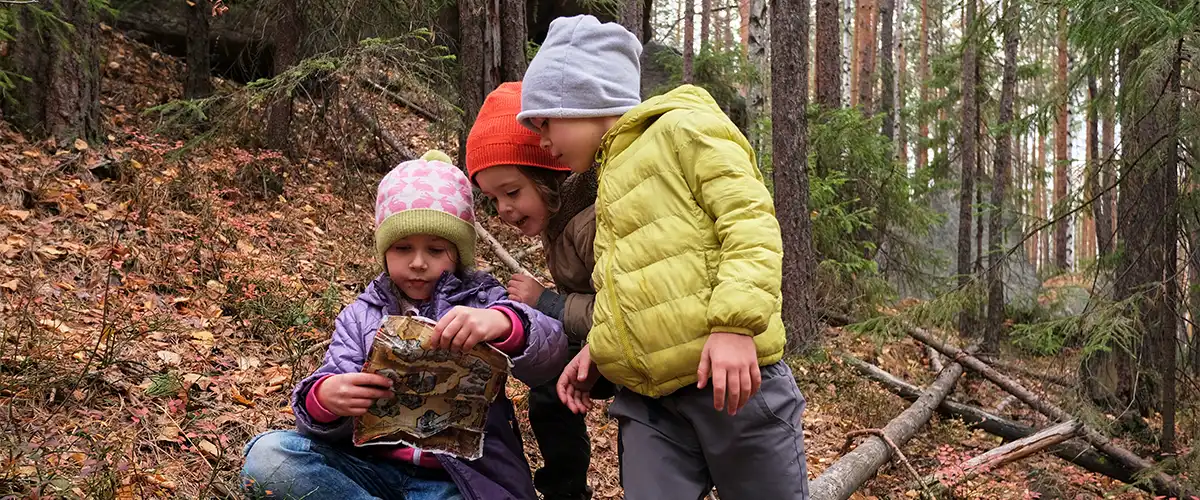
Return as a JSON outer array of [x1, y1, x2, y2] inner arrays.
[[473, 221, 531, 276], [993, 394, 1019, 414], [979, 356, 1073, 387], [0, 1, 40, 4], [348, 98, 418, 162], [360, 78, 443, 124], [925, 345, 945, 372], [480, 241, 543, 274]]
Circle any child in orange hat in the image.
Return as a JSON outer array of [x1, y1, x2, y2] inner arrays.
[[467, 81, 601, 500]]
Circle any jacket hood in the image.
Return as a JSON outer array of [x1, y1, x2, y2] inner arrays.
[[600, 85, 725, 161]]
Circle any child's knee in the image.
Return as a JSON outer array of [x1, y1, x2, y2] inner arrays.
[[241, 431, 307, 484]]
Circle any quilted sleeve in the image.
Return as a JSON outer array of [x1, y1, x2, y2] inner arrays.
[[675, 115, 783, 336]]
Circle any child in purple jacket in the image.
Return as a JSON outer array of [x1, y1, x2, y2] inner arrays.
[[241, 150, 568, 500]]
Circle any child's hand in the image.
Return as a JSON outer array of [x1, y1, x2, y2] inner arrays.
[[430, 306, 513, 353], [557, 345, 601, 414], [506, 274, 545, 305], [315, 373, 394, 417], [697, 332, 762, 416]]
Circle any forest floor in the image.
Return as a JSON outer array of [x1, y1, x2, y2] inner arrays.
[[0, 26, 1162, 499]]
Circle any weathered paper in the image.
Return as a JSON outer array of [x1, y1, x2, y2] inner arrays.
[[353, 315, 511, 460]]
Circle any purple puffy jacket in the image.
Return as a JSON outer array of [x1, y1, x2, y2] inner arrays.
[[291, 271, 569, 500]]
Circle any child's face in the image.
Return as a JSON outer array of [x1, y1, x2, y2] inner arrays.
[[474, 165, 551, 237], [385, 234, 458, 301], [531, 117, 610, 173]]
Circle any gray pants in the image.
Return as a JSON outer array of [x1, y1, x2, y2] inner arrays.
[[610, 362, 810, 500]]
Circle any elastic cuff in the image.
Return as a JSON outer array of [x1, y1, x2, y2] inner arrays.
[[534, 289, 566, 320], [489, 306, 527, 354], [710, 326, 756, 336], [305, 374, 341, 423]]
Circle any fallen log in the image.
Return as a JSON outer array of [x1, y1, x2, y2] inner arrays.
[[933, 420, 1081, 490], [907, 327, 1194, 498], [809, 348, 970, 500], [840, 354, 1142, 490], [979, 356, 1073, 388], [349, 99, 418, 162], [473, 221, 532, 276]]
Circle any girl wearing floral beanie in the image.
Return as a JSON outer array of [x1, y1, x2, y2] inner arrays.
[[241, 150, 568, 500]]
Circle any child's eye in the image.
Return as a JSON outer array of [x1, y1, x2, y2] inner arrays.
[[506, 189, 519, 197], [429, 247, 446, 254]]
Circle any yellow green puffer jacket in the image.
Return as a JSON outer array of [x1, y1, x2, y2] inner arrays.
[[589, 85, 786, 398]]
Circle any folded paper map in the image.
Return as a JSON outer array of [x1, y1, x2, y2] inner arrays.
[[353, 315, 512, 460]]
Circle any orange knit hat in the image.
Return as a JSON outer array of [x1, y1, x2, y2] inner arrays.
[[466, 82, 570, 180]]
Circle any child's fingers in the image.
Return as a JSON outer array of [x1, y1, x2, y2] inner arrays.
[[750, 363, 763, 398], [736, 368, 753, 414], [711, 366, 727, 412], [344, 385, 391, 401], [345, 372, 394, 389], [575, 355, 591, 382], [436, 314, 467, 350], [696, 346, 711, 389], [727, 369, 744, 416]]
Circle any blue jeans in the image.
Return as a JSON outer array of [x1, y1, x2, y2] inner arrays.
[[241, 430, 464, 500]]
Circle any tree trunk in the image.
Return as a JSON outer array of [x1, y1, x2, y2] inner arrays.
[[501, 0, 529, 81], [1101, 68, 1117, 246], [810, 349, 967, 499], [814, 0, 842, 111], [1052, 6, 1069, 271], [925, 420, 1081, 489], [915, 0, 929, 170], [701, 0, 712, 50], [1087, 74, 1113, 258], [1038, 130, 1049, 270], [459, 0, 487, 156], [185, 0, 213, 99], [644, 0, 655, 42], [879, 0, 894, 139], [6, 0, 103, 140], [266, 0, 303, 152], [746, 0, 770, 148], [684, 0, 696, 82], [620, 0, 647, 42], [956, 0, 977, 336], [741, 0, 751, 53], [841, 0, 854, 103], [986, 0, 1017, 353], [896, 0, 907, 164], [858, 0, 878, 111], [1157, 36, 1182, 456], [771, 0, 817, 353]]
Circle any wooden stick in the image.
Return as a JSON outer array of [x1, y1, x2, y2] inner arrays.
[[473, 221, 531, 276], [840, 353, 1141, 490], [840, 428, 934, 499], [348, 99, 418, 161], [979, 356, 1073, 388], [925, 345, 944, 372], [360, 78, 443, 124], [993, 394, 1019, 414], [809, 345, 970, 500], [480, 241, 543, 274], [907, 326, 1194, 498]]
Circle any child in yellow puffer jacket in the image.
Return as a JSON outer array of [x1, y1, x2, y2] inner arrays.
[[516, 14, 810, 500]]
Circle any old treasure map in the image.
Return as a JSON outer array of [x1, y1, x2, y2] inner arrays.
[[353, 315, 512, 460]]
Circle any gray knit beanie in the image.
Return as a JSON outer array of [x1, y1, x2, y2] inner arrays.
[[517, 15, 643, 130]]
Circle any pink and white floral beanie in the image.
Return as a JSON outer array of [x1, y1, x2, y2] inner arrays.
[[374, 150, 477, 269]]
